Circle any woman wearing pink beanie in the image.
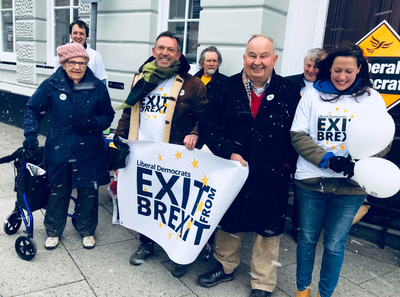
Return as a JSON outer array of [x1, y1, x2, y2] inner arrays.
[[23, 43, 115, 250]]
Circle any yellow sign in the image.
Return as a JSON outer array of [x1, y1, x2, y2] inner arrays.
[[357, 20, 400, 110]]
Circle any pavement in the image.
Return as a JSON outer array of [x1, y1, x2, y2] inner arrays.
[[0, 122, 400, 297]]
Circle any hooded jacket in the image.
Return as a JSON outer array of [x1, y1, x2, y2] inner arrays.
[[24, 67, 115, 188]]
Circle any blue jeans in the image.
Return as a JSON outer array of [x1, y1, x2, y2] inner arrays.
[[296, 186, 366, 297]]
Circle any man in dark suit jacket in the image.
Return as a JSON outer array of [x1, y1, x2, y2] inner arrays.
[[197, 35, 301, 297]]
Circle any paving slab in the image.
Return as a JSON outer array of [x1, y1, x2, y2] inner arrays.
[[69, 240, 192, 297], [0, 230, 84, 297], [340, 249, 398, 284], [359, 269, 400, 297], [13, 281, 96, 297], [1, 122, 400, 297]]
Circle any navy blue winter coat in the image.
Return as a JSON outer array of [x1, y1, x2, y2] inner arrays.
[[24, 67, 115, 188]]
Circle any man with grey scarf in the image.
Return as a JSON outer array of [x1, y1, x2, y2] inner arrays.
[[113, 31, 207, 278]]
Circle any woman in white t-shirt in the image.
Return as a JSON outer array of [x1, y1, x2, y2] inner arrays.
[[290, 44, 390, 297]]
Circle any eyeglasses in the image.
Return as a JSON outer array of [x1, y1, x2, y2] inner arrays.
[[66, 60, 87, 67]]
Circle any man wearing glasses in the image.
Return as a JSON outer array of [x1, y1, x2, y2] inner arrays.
[[54, 19, 107, 84]]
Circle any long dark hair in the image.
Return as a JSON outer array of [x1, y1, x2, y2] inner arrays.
[[316, 44, 372, 101]]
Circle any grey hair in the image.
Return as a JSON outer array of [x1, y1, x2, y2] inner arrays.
[[246, 34, 276, 54], [198, 46, 223, 68], [304, 48, 327, 63]]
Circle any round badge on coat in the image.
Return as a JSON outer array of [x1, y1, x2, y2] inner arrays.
[[180, 90, 185, 96], [267, 94, 274, 101], [59, 94, 67, 100]]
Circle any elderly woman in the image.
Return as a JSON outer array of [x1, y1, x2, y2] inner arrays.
[[23, 43, 114, 250]]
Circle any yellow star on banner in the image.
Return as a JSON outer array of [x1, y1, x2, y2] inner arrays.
[[148, 115, 150, 118], [197, 199, 205, 212], [336, 107, 339, 111], [344, 109, 348, 112], [175, 150, 183, 160], [201, 174, 209, 187], [301, 92, 304, 96], [326, 141, 329, 145], [154, 87, 157, 90], [149, 205, 151, 210], [144, 188, 148, 191], [329, 111, 332, 115], [186, 220, 193, 230], [163, 93, 168, 98], [168, 232, 172, 239], [176, 232, 181, 239], [164, 103, 168, 107], [160, 88, 163, 91], [351, 115, 354, 119], [158, 154, 163, 161], [154, 115, 157, 119], [160, 110, 164, 114], [321, 126, 325, 129], [159, 222, 163, 228], [332, 145, 335, 149], [340, 145, 345, 150], [191, 158, 199, 169]]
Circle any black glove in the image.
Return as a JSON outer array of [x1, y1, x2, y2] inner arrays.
[[72, 118, 99, 136], [23, 133, 38, 151], [113, 134, 130, 169], [328, 155, 351, 173], [343, 162, 355, 179]]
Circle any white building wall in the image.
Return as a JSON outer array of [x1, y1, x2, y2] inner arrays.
[[0, 0, 49, 97], [197, 0, 290, 76], [281, 0, 330, 76], [97, 0, 159, 105], [0, 0, 329, 114]]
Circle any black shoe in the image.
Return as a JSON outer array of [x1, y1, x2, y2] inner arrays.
[[171, 263, 187, 277], [197, 262, 234, 287], [249, 289, 272, 297], [291, 227, 300, 243], [129, 243, 154, 266]]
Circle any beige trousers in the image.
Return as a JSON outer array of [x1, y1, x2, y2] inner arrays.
[[213, 229, 281, 292]]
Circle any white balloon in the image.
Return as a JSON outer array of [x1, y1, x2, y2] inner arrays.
[[347, 110, 395, 159], [354, 157, 400, 198]]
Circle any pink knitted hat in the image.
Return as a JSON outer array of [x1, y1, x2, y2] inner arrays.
[[57, 43, 90, 64]]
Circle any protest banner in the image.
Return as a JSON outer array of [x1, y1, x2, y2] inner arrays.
[[117, 140, 249, 264], [357, 20, 400, 110]]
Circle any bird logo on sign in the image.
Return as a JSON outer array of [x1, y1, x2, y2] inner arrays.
[[367, 35, 393, 54]]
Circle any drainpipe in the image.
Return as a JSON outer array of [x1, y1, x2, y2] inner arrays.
[[90, 2, 98, 50]]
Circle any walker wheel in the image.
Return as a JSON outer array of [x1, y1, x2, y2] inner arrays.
[[70, 196, 77, 230], [3, 211, 22, 235], [15, 236, 37, 261], [71, 215, 77, 230]]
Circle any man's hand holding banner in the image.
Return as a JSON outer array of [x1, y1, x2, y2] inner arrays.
[[117, 140, 249, 264]]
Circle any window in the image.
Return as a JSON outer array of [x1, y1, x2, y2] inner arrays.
[[159, 0, 202, 65], [53, 0, 79, 55], [47, 0, 79, 64], [0, 0, 14, 59]]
